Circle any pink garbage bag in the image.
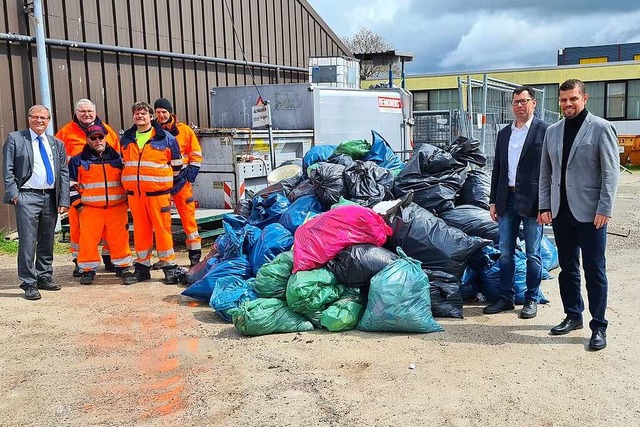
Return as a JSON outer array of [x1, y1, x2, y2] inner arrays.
[[292, 204, 392, 272]]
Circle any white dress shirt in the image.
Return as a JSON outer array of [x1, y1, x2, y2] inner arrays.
[[23, 129, 56, 190], [507, 116, 534, 187]]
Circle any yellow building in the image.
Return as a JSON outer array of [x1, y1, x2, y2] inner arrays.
[[371, 60, 640, 134]]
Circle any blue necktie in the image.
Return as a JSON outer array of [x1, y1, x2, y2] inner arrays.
[[37, 136, 54, 185]]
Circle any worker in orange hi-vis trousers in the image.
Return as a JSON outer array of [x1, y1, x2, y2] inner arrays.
[[154, 97, 203, 267], [68, 124, 132, 285], [56, 98, 121, 276], [120, 101, 183, 285]]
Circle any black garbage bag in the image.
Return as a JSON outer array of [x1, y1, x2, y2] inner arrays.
[[327, 152, 355, 167], [326, 244, 399, 289], [287, 179, 316, 202], [402, 143, 464, 175], [343, 161, 394, 207], [439, 204, 499, 244], [447, 136, 487, 167], [233, 198, 253, 218], [393, 170, 467, 215], [387, 203, 492, 278], [456, 169, 491, 210], [393, 144, 467, 215], [308, 162, 347, 209], [423, 269, 464, 319]]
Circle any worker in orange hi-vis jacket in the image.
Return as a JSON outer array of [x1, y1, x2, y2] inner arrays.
[[56, 98, 121, 276], [68, 124, 132, 285], [119, 101, 183, 285], [154, 97, 203, 267]]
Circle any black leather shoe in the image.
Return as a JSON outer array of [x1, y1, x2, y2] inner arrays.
[[589, 330, 607, 350], [80, 272, 95, 285], [483, 298, 515, 314], [520, 300, 538, 319], [550, 317, 583, 335], [23, 285, 42, 300], [122, 264, 151, 285], [102, 255, 115, 272], [151, 260, 169, 270], [37, 277, 61, 291]]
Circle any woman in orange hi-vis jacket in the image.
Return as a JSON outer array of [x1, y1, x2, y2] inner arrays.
[[56, 98, 121, 276], [68, 124, 132, 285], [153, 97, 203, 267], [119, 102, 183, 285]]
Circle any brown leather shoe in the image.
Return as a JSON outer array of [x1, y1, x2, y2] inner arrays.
[[37, 277, 61, 291]]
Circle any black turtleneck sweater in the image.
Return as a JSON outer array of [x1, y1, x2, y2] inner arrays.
[[559, 108, 588, 211]]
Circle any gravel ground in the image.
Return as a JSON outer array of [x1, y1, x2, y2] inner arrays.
[[0, 172, 639, 427]]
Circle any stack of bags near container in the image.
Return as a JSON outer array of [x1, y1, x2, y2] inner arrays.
[[180, 131, 558, 336]]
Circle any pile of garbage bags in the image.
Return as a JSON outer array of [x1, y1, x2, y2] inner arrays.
[[181, 131, 558, 337]]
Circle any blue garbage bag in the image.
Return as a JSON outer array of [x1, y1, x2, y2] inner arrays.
[[357, 248, 443, 333], [182, 254, 254, 301], [209, 277, 258, 322], [303, 145, 337, 173], [249, 193, 290, 229], [249, 223, 294, 275], [541, 235, 559, 271], [278, 194, 324, 234], [217, 214, 262, 260], [363, 130, 404, 173], [475, 246, 549, 304]]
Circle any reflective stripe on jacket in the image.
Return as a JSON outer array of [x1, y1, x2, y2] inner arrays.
[[68, 144, 126, 208], [170, 121, 202, 194], [120, 121, 182, 195]]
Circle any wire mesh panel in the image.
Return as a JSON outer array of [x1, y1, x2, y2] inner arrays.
[[413, 110, 454, 149], [458, 76, 559, 170]]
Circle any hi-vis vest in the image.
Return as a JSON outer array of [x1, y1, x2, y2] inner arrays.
[[68, 145, 126, 208], [120, 121, 182, 195]]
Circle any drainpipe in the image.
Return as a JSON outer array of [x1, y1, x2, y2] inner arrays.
[[33, 0, 53, 133]]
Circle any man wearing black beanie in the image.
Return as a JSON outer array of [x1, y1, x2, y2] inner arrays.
[[153, 97, 203, 267]]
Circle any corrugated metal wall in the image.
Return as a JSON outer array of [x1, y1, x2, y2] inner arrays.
[[0, 0, 351, 230]]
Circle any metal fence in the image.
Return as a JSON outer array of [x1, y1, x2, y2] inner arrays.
[[457, 75, 560, 169]]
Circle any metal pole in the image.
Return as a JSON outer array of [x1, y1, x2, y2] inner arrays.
[[481, 73, 488, 150], [0, 32, 307, 73], [388, 64, 393, 88], [467, 75, 473, 139], [401, 59, 406, 89], [265, 100, 276, 172], [33, 0, 53, 132]]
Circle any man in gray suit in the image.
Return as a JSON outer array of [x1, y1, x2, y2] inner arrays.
[[3, 105, 70, 300], [539, 79, 619, 351]]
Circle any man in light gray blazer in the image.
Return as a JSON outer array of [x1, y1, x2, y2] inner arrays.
[[3, 105, 70, 300], [539, 79, 619, 351]]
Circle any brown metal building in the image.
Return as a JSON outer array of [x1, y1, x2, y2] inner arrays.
[[0, 0, 351, 231]]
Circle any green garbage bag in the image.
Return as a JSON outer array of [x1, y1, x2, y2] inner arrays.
[[254, 251, 294, 299], [286, 268, 344, 327], [334, 139, 372, 160], [357, 248, 443, 333], [321, 288, 366, 332], [230, 298, 314, 336], [330, 196, 359, 209]]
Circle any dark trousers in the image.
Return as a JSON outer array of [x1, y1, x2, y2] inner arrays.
[[15, 190, 58, 287], [552, 207, 608, 331]]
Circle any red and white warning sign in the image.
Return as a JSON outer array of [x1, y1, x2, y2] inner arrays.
[[378, 96, 402, 113]]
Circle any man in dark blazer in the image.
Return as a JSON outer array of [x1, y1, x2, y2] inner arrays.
[[484, 86, 549, 318], [539, 79, 619, 351], [3, 105, 70, 300]]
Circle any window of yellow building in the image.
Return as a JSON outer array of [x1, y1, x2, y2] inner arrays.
[[580, 57, 608, 64]]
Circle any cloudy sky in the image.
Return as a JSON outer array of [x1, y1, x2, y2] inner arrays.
[[306, 0, 640, 74]]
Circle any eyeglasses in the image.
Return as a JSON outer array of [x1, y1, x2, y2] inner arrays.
[[511, 99, 533, 106], [77, 109, 95, 114], [29, 115, 50, 121], [89, 135, 105, 141]]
